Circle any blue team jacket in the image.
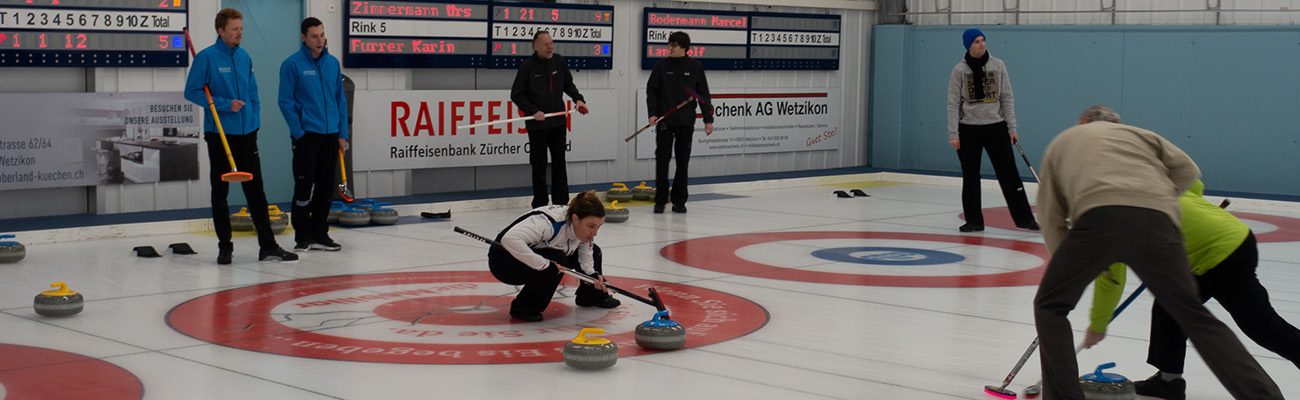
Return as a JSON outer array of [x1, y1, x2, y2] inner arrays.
[[278, 44, 349, 140], [184, 38, 260, 135]]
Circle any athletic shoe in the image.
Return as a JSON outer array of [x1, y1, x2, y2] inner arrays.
[[510, 311, 543, 322], [258, 246, 300, 262], [217, 247, 233, 265], [310, 237, 342, 251], [293, 241, 311, 252], [959, 223, 985, 232], [653, 204, 665, 214], [576, 295, 621, 309], [1134, 373, 1186, 400], [671, 204, 687, 214]]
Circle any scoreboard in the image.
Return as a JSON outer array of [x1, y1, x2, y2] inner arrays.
[[0, 0, 188, 67], [642, 8, 748, 70], [642, 8, 841, 70], [344, 0, 613, 70], [344, 0, 491, 68], [488, 2, 613, 70]]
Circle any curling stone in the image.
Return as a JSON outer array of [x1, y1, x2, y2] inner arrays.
[[230, 207, 254, 231], [267, 205, 289, 234], [631, 181, 656, 201], [1080, 362, 1136, 400], [367, 201, 399, 225], [0, 234, 25, 263], [563, 327, 618, 370], [604, 201, 629, 223], [635, 310, 686, 350], [33, 281, 83, 317], [337, 205, 371, 226], [328, 201, 345, 224], [605, 182, 633, 202]]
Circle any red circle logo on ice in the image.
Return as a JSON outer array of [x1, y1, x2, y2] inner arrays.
[[0, 344, 143, 400], [971, 207, 1300, 243], [166, 272, 767, 364], [660, 231, 1049, 287]]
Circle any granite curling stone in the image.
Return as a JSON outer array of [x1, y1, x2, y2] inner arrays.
[[563, 327, 618, 370], [604, 201, 629, 223], [34, 281, 83, 317], [635, 310, 686, 350]]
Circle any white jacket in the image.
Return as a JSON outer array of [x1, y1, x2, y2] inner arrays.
[[497, 205, 596, 275]]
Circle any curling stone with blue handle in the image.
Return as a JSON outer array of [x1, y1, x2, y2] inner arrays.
[[0, 234, 25, 263], [337, 205, 371, 226], [328, 201, 345, 224], [563, 327, 618, 370], [635, 310, 686, 350], [34, 281, 83, 317], [604, 200, 629, 223], [367, 201, 399, 225], [1080, 362, 1136, 400]]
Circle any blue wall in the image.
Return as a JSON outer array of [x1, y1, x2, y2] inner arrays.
[[221, 0, 301, 204], [871, 25, 1300, 197]]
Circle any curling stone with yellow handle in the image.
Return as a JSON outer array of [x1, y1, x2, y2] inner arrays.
[[631, 181, 656, 201], [605, 182, 633, 202], [0, 234, 25, 264], [605, 200, 630, 223], [230, 207, 254, 231], [267, 205, 289, 234], [563, 327, 618, 370], [34, 281, 83, 317]]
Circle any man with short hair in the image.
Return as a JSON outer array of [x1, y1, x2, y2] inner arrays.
[[279, 17, 348, 252], [1031, 105, 1281, 399], [646, 31, 712, 214], [185, 7, 297, 265], [509, 31, 588, 208]]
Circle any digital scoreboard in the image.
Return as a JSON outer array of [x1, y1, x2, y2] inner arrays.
[[344, 0, 491, 68], [488, 2, 613, 70], [641, 8, 841, 71], [0, 0, 188, 67], [642, 8, 748, 70], [749, 12, 840, 70]]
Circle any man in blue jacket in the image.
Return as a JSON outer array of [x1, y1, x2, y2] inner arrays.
[[279, 17, 348, 252], [185, 8, 297, 265]]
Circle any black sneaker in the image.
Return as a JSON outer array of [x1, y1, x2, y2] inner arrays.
[[1016, 220, 1041, 231], [576, 295, 621, 309], [959, 223, 985, 232], [293, 241, 311, 252], [309, 237, 342, 251], [653, 204, 665, 214], [1134, 373, 1186, 400], [259, 246, 300, 262], [217, 247, 233, 265], [671, 204, 687, 214], [510, 311, 543, 322]]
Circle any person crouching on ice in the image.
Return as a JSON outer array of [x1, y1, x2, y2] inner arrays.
[[488, 191, 620, 322]]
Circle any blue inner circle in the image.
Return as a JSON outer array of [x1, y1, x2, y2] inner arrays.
[[810, 246, 965, 266]]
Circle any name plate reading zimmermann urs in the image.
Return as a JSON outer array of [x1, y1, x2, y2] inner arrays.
[[344, 0, 490, 68]]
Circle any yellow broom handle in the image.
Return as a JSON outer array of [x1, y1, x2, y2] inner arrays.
[[338, 148, 348, 183], [203, 86, 239, 172]]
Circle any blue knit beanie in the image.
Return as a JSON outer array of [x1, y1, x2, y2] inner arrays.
[[963, 28, 985, 50]]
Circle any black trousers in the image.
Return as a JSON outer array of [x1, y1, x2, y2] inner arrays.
[[1148, 232, 1300, 373], [204, 130, 277, 250], [487, 243, 607, 315], [655, 124, 693, 207], [956, 122, 1034, 226], [1033, 206, 1280, 400], [527, 126, 568, 208], [291, 133, 340, 245]]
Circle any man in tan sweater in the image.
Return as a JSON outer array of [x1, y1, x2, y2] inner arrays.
[[1032, 105, 1282, 400]]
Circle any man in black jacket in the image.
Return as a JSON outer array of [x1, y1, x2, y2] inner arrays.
[[510, 31, 588, 208], [647, 31, 713, 214]]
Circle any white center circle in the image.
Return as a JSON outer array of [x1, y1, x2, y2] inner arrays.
[[735, 238, 1043, 276]]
